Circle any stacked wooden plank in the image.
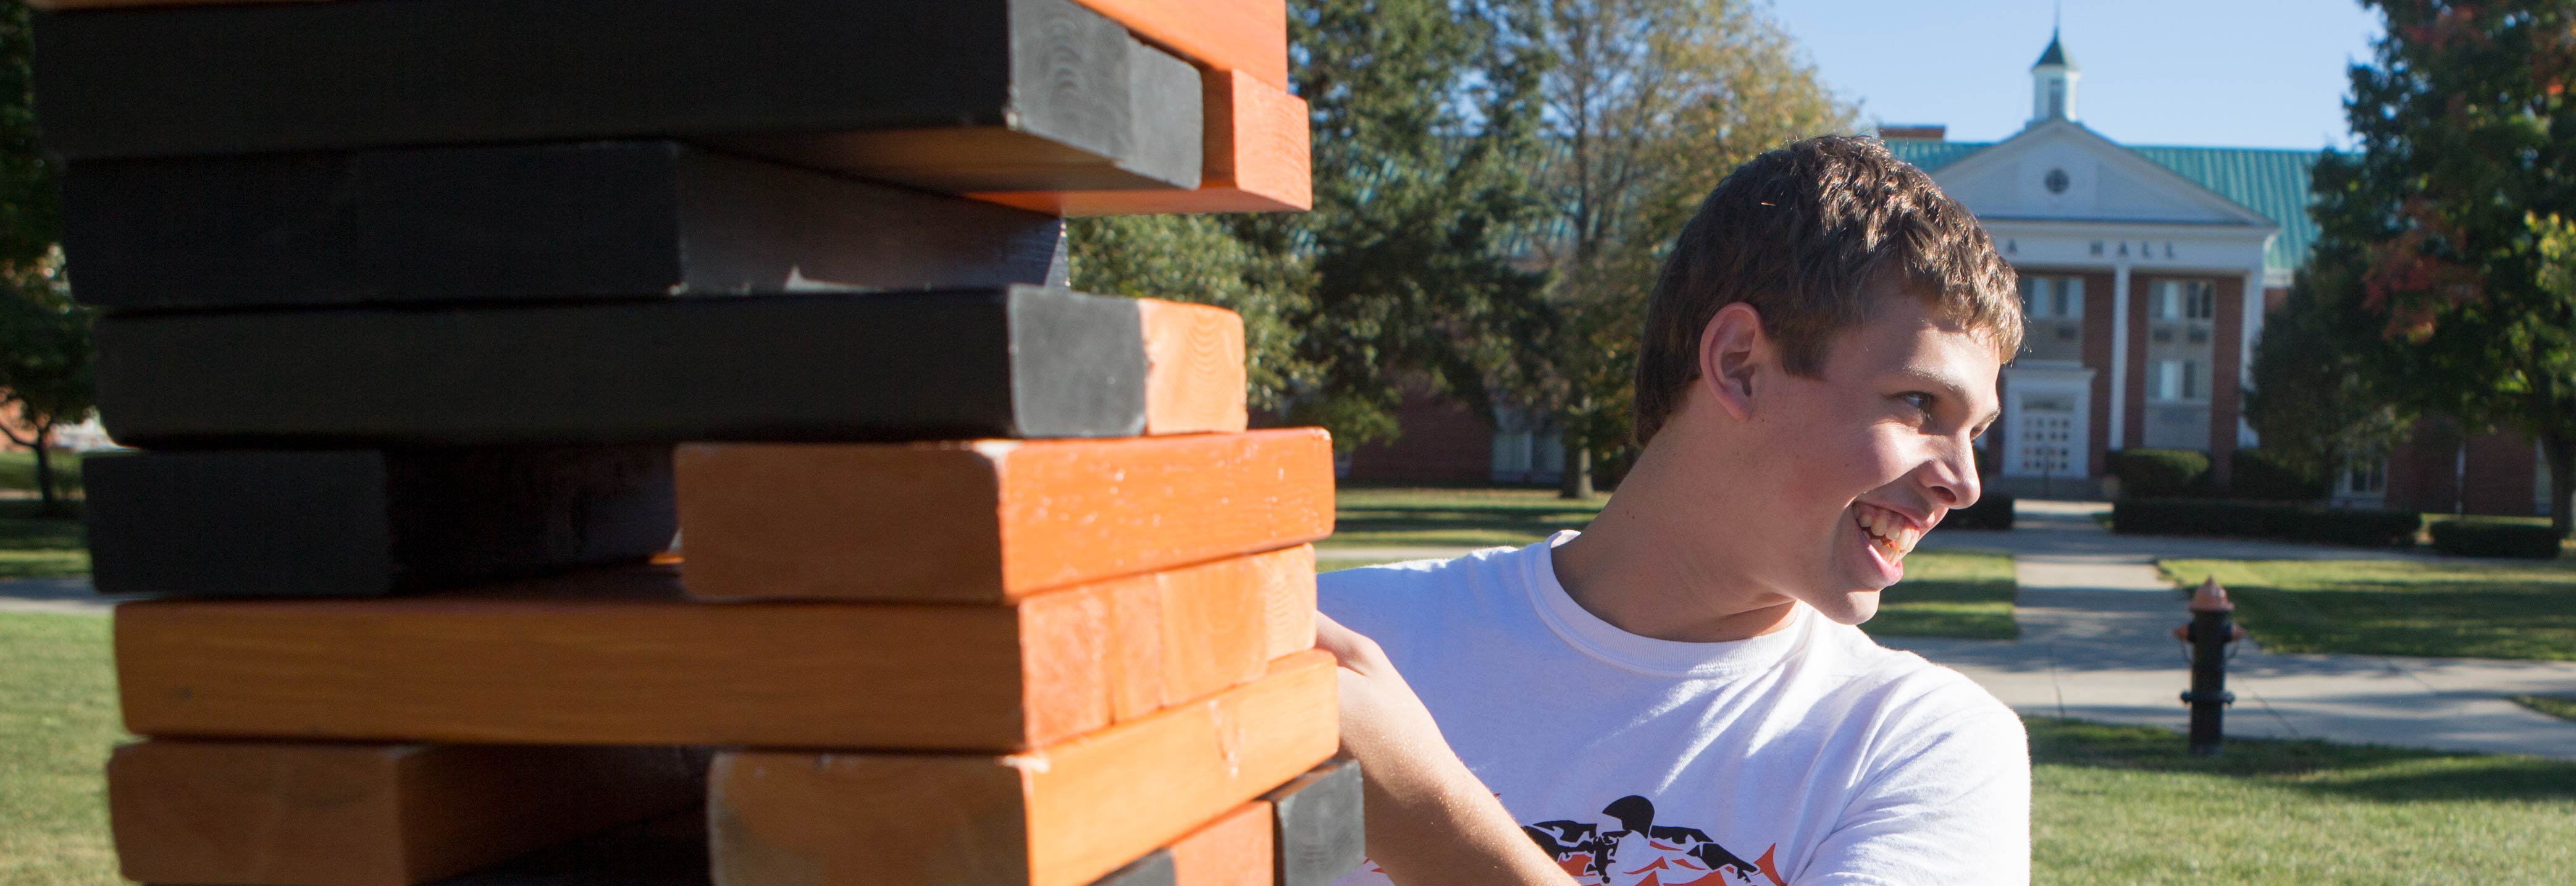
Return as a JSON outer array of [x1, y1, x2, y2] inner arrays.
[[38, 1, 1361, 884]]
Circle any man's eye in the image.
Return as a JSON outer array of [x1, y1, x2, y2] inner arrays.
[[1898, 392, 1935, 412]]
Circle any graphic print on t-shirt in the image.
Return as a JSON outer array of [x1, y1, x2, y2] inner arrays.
[[1521, 796, 1785, 886]]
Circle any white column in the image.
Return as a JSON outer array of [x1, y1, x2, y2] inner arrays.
[[2239, 268, 2266, 447], [2108, 262, 2131, 450]]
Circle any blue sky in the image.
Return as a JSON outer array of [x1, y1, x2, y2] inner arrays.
[[1768, 0, 2384, 150]]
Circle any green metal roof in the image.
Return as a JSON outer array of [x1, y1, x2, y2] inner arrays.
[[1886, 138, 2323, 273]]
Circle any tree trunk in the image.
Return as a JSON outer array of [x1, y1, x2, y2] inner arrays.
[[1558, 431, 1593, 500], [2548, 431, 2575, 541], [30, 418, 57, 516]]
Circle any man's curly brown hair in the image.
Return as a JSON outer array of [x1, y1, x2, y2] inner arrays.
[[1632, 135, 2022, 445]]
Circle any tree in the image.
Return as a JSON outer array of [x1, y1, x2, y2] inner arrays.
[[0, 0, 84, 516], [1068, 214, 1314, 411], [1258, 0, 1559, 449], [1499, 0, 1848, 497], [2305, 0, 2576, 536], [0, 252, 91, 515]]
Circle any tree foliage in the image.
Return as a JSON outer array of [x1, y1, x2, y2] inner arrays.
[[2298, 0, 2576, 535], [0, 0, 85, 515], [1068, 214, 1313, 411], [1500, 0, 1849, 496]]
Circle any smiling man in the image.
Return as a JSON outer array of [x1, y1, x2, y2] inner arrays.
[[1316, 135, 2031, 886]]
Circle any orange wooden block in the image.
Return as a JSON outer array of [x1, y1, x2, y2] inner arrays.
[[974, 69, 1311, 216], [1072, 0, 1286, 88], [1138, 298, 1249, 434], [676, 428, 1333, 602], [711, 651, 1336, 886], [107, 741, 700, 886], [1168, 801, 1276, 886], [116, 555, 1293, 750], [1104, 545, 1311, 722], [1260, 544, 1318, 662]]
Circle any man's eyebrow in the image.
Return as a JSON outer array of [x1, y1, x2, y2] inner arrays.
[[1890, 366, 2002, 428]]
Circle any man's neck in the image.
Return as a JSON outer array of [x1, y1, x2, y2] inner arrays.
[[1548, 441, 1800, 644]]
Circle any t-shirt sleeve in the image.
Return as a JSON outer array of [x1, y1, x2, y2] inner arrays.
[[1792, 697, 2031, 886]]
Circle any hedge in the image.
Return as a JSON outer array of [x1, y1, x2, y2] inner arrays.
[[2111, 499, 2420, 547], [1946, 494, 2014, 530], [2228, 449, 2328, 502], [2428, 521, 2564, 559], [2108, 449, 2210, 498]]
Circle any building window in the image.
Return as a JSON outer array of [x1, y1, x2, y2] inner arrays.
[[2017, 275, 2083, 363], [2047, 80, 2065, 119], [2339, 457, 2388, 500], [2152, 280, 2216, 319], [2151, 358, 2205, 402]]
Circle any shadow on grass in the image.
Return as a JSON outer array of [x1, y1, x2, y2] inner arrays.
[[2028, 716, 2576, 804]]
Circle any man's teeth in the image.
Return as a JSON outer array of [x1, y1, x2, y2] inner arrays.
[[1855, 507, 1919, 558]]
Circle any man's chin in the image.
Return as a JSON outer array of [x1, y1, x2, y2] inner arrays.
[[1803, 588, 1882, 626]]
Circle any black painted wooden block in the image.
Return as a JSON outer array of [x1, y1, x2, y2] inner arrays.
[[92, 287, 1147, 446], [1264, 757, 1366, 886], [84, 447, 676, 598], [62, 143, 1068, 311], [33, 0, 1201, 193], [1088, 850, 1176, 886], [427, 809, 710, 886]]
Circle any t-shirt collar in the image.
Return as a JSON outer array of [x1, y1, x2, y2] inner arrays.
[[1524, 530, 1810, 678]]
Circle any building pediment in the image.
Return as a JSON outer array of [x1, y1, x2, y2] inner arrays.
[[1926, 120, 2278, 232]]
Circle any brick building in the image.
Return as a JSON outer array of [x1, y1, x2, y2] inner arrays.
[[1346, 30, 2554, 515]]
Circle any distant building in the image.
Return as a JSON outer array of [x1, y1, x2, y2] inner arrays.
[[1346, 30, 2553, 515]]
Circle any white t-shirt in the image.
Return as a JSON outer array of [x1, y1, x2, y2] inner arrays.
[[1319, 533, 2029, 886]]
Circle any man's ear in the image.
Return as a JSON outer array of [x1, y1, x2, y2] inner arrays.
[[1697, 302, 1766, 422]]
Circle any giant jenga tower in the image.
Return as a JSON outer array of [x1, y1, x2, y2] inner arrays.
[[35, 1, 1364, 884]]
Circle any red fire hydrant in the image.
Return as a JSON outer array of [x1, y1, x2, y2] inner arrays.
[[2171, 576, 2248, 756]]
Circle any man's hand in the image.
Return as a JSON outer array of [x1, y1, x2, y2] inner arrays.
[[1315, 613, 1575, 886]]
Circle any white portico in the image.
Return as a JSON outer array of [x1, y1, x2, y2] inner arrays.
[[1886, 33, 2289, 492]]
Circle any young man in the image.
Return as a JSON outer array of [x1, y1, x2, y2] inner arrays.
[[1317, 135, 2031, 886]]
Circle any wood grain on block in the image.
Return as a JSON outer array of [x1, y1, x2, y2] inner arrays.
[[115, 555, 1289, 750], [676, 429, 1333, 602], [107, 741, 701, 886], [34, 0, 1199, 192], [708, 652, 1338, 886], [976, 69, 1311, 216], [1136, 299, 1248, 434], [1072, 0, 1287, 87], [62, 143, 1067, 311], [1168, 802, 1275, 886], [1261, 758, 1367, 886], [1259, 544, 1319, 662], [93, 287, 1146, 446], [83, 447, 674, 599], [1103, 546, 1309, 723]]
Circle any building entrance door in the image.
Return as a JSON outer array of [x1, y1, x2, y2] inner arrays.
[[2000, 369, 2093, 481]]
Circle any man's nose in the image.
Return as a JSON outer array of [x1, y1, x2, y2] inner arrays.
[[1925, 439, 1981, 511]]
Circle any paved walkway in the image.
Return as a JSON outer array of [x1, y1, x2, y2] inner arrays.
[[1894, 500, 2576, 760], [0, 576, 130, 615]]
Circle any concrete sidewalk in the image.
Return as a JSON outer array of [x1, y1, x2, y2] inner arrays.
[[1892, 500, 2576, 760]]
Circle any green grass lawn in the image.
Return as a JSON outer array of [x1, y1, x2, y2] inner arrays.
[[0, 450, 83, 497], [1865, 549, 2018, 640], [2514, 695, 2576, 722], [4, 616, 2571, 884], [0, 613, 125, 885], [0, 500, 88, 580], [2029, 717, 2576, 884], [1324, 485, 1606, 551], [2157, 558, 2576, 660]]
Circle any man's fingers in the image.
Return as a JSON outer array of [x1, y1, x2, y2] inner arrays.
[[1314, 612, 1385, 672]]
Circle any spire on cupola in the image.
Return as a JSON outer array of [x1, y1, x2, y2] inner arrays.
[[2029, 24, 2079, 124]]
